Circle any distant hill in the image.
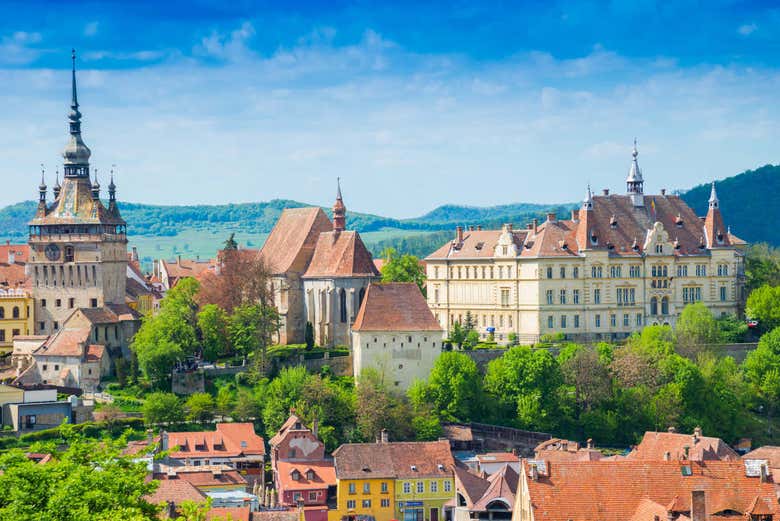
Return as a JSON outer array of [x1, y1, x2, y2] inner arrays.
[[1, 164, 775, 263]]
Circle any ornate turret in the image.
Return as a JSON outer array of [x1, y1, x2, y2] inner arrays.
[[626, 138, 644, 207], [333, 177, 346, 233], [62, 49, 91, 177], [38, 165, 47, 202], [708, 181, 719, 209], [704, 180, 729, 248], [91, 168, 100, 200], [108, 166, 121, 216], [53, 168, 61, 199], [582, 184, 593, 211]]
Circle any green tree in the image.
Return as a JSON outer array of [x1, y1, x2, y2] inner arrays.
[[676, 303, 719, 358], [304, 321, 315, 351], [747, 285, 780, 332], [198, 304, 230, 361], [223, 233, 238, 250], [215, 386, 236, 418], [745, 243, 780, 291], [449, 322, 467, 350], [185, 392, 215, 423], [380, 247, 426, 294], [744, 327, 780, 417], [355, 368, 412, 442], [463, 329, 480, 351], [143, 392, 185, 425], [0, 430, 160, 520], [262, 366, 312, 433], [233, 389, 261, 422], [418, 352, 483, 421], [229, 304, 280, 363]]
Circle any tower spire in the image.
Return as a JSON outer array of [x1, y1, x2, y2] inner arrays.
[[626, 138, 644, 206], [53, 167, 61, 198], [38, 164, 47, 202], [108, 164, 116, 201], [91, 168, 100, 200], [582, 184, 593, 211], [62, 49, 91, 177], [708, 181, 719, 209], [332, 177, 346, 233]]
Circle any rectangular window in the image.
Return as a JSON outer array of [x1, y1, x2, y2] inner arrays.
[[560, 266, 566, 279], [309, 492, 317, 501], [559, 289, 566, 304], [546, 290, 553, 305], [347, 500, 356, 509], [595, 314, 601, 328], [362, 500, 371, 508], [444, 480, 452, 492], [573, 267, 579, 279], [363, 483, 370, 494], [560, 315, 567, 328], [430, 481, 438, 493], [547, 315, 554, 329], [546, 267, 553, 279], [630, 265, 641, 278], [594, 289, 601, 304], [0, 330, 4, 342], [381, 482, 388, 494], [501, 288, 510, 307], [41, 299, 46, 308], [573, 315, 580, 328], [417, 482, 424, 494], [348, 483, 356, 494], [610, 314, 616, 327], [90, 298, 98, 308], [636, 313, 643, 326], [720, 286, 727, 301], [623, 314, 629, 327], [68, 297, 75, 309], [55, 298, 61, 308], [403, 482, 411, 494], [381, 499, 390, 508], [573, 289, 580, 304]]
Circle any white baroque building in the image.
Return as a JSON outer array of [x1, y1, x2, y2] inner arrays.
[[425, 143, 746, 344]]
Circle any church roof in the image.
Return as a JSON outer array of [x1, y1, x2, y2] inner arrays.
[[302, 230, 380, 278], [29, 177, 125, 226], [352, 283, 442, 332], [259, 207, 333, 275]]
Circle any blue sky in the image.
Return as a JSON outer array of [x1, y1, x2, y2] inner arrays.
[[1, 1, 778, 217]]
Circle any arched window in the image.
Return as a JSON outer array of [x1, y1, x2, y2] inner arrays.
[[0, 307, 4, 319], [12, 307, 20, 319], [64, 246, 74, 262], [650, 297, 658, 316], [358, 287, 366, 309], [339, 289, 347, 323], [661, 296, 669, 315]]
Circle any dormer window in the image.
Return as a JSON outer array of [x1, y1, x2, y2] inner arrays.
[[716, 232, 724, 244], [292, 470, 300, 481], [610, 215, 617, 229], [294, 422, 302, 430], [590, 232, 598, 246], [655, 244, 663, 254], [306, 470, 315, 480], [675, 215, 684, 228], [475, 242, 484, 251]]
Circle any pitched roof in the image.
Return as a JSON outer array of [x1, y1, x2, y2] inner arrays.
[[0, 243, 30, 265], [453, 463, 491, 508], [161, 258, 216, 283], [85, 344, 105, 362], [626, 431, 739, 462], [269, 414, 308, 447], [520, 459, 777, 521], [207, 507, 251, 521], [145, 479, 205, 506], [276, 460, 336, 491], [29, 177, 125, 226], [333, 440, 454, 480], [303, 231, 380, 278], [352, 283, 442, 332], [0, 262, 29, 289], [259, 207, 333, 275], [77, 304, 141, 325], [472, 464, 518, 511], [155, 468, 247, 488], [743, 446, 780, 470], [34, 326, 91, 357], [166, 423, 265, 459]]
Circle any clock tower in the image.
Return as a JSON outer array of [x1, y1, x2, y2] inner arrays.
[[27, 50, 128, 335]]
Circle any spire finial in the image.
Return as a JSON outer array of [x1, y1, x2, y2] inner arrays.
[[333, 177, 346, 232], [632, 137, 638, 158], [40, 163, 46, 187], [38, 164, 47, 202], [336, 176, 342, 200], [71, 49, 78, 108], [708, 180, 719, 209]]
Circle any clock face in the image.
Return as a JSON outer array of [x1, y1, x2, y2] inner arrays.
[[45, 243, 61, 261]]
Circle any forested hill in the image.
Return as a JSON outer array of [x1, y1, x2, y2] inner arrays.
[[681, 164, 780, 246], [0, 164, 776, 261]]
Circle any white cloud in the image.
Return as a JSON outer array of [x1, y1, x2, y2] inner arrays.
[[0, 31, 43, 65], [738, 23, 758, 36], [194, 21, 256, 62]]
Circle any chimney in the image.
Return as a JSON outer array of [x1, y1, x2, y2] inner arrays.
[[760, 463, 769, 483], [602, 188, 610, 196], [477, 225, 482, 231], [546, 212, 556, 223], [663, 451, 671, 461], [529, 463, 539, 481], [380, 429, 389, 444], [456, 226, 464, 243], [586, 438, 593, 449], [660, 188, 667, 196], [313, 416, 319, 439], [132, 246, 139, 261], [667, 426, 676, 433], [468, 225, 474, 231], [683, 446, 690, 460], [571, 209, 579, 222], [691, 490, 706, 521], [532, 219, 538, 234], [8, 249, 14, 265], [693, 426, 702, 439], [177, 254, 182, 265]]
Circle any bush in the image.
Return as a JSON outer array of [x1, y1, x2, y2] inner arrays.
[[539, 332, 565, 344]]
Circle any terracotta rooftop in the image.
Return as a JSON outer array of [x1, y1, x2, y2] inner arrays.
[[473, 464, 518, 511], [0, 243, 30, 265], [166, 423, 265, 459], [34, 326, 91, 357], [626, 430, 739, 462], [333, 440, 454, 480], [477, 452, 520, 464], [303, 230, 380, 279], [744, 446, 780, 470], [30, 176, 125, 226], [161, 257, 216, 285], [276, 460, 336, 491], [520, 459, 777, 521], [207, 507, 251, 521], [144, 479, 205, 506], [259, 207, 332, 275], [352, 283, 442, 332], [154, 468, 247, 488], [0, 262, 29, 289], [534, 438, 603, 463], [269, 414, 309, 447]]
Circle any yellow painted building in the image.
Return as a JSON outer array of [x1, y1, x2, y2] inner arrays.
[[331, 439, 455, 521], [0, 289, 34, 353]]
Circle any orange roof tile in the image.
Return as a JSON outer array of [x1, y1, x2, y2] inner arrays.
[[276, 460, 336, 491], [333, 440, 454, 479], [352, 283, 442, 332], [154, 468, 247, 488], [166, 423, 265, 459], [259, 207, 333, 275], [0, 243, 30, 265], [521, 459, 777, 521], [269, 414, 307, 447], [626, 431, 739, 462], [744, 446, 780, 470], [207, 507, 251, 521], [145, 479, 205, 506], [303, 231, 380, 278], [35, 326, 91, 357]]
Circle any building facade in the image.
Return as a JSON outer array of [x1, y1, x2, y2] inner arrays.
[[426, 143, 746, 343], [352, 283, 444, 392]]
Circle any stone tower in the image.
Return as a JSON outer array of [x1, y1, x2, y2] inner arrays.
[[28, 50, 127, 335]]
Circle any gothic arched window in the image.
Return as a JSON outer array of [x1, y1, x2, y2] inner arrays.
[[650, 297, 658, 316], [339, 289, 347, 323], [661, 296, 669, 315], [358, 287, 366, 309]]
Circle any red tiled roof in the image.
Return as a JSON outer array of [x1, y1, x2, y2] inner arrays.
[[259, 207, 332, 275], [477, 452, 520, 464], [521, 459, 778, 521], [145, 479, 205, 506], [333, 440, 454, 479], [303, 231, 380, 278], [155, 469, 247, 488], [472, 464, 518, 511], [35, 326, 91, 357], [166, 423, 265, 459], [269, 414, 307, 447], [85, 344, 105, 362], [352, 283, 442, 332], [626, 431, 739, 462], [454, 463, 491, 509], [0, 262, 30, 289], [0, 243, 30, 264], [277, 460, 336, 491], [744, 446, 780, 470]]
